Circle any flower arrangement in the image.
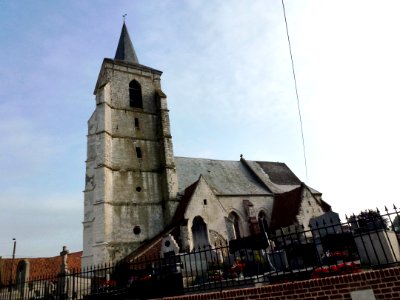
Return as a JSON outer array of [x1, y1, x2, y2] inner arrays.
[[98, 279, 117, 292], [207, 262, 223, 281], [232, 258, 246, 271], [228, 258, 246, 279], [208, 269, 223, 281], [321, 250, 353, 265], [128, 274, 152, 286], [312, 261, 361, 279], [327, 251, 347, 258]]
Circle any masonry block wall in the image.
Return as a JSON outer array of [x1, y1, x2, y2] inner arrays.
[[151, 266, 400, 300]]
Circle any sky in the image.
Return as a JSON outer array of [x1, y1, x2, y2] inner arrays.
[[1, 0, 400, 259]]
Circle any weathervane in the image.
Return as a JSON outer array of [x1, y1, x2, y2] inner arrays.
[[123, 14, 127, 22]]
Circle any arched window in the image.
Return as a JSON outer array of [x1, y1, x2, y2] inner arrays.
[[228, 212, 241, 239], [258, 211, 269, 235], [191, 216, 210, 249], [129, 80, 143, 108]]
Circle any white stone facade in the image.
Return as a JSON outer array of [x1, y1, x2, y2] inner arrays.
[[178, 176, 275, 251]]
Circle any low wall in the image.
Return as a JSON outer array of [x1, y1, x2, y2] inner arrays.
[[151, 266, 400, 300]]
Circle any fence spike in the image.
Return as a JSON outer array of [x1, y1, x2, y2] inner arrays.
[[376, 207, 380, 214], [394, 204, 397, 210], [385, 206, 389, 212]]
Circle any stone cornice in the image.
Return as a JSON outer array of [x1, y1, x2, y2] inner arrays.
[[87, 129, 172, 141], [94, 163, 175, 172], [93, 200, 164, 207]]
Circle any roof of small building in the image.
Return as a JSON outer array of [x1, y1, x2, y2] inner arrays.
[[0, 251, 82, 285]]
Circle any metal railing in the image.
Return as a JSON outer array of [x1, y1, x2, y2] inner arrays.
[[1, 206, 400, 299]]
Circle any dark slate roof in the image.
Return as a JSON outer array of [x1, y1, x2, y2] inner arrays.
[[174, 157, 271, 195], [174, 157, 306, 196], [255, 161, 301, 185], [114, 23, 139, 64]]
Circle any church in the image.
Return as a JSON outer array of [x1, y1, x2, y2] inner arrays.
[[82, 23, 332, 268]]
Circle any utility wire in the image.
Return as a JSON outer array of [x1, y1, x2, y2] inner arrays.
[[281, 0, 308, 180]]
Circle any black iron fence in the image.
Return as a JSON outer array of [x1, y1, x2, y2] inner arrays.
[[1, 207, 400, 299]]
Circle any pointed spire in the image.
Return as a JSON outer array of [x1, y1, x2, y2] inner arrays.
[[114, 22, 139, 64]]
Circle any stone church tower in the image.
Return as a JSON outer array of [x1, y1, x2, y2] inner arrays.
[[82, 23, 178, 268]]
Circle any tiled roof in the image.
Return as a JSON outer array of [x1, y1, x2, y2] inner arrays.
[[0, 251, 82, 285]]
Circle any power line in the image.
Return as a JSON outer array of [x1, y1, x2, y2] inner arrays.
[[281, 0, 308, 180]]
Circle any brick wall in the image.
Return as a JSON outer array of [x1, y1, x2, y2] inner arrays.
[[151, 266, 400, 300]]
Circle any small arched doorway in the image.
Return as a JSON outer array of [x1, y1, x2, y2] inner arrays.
[[191, 216, 210, 249]]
